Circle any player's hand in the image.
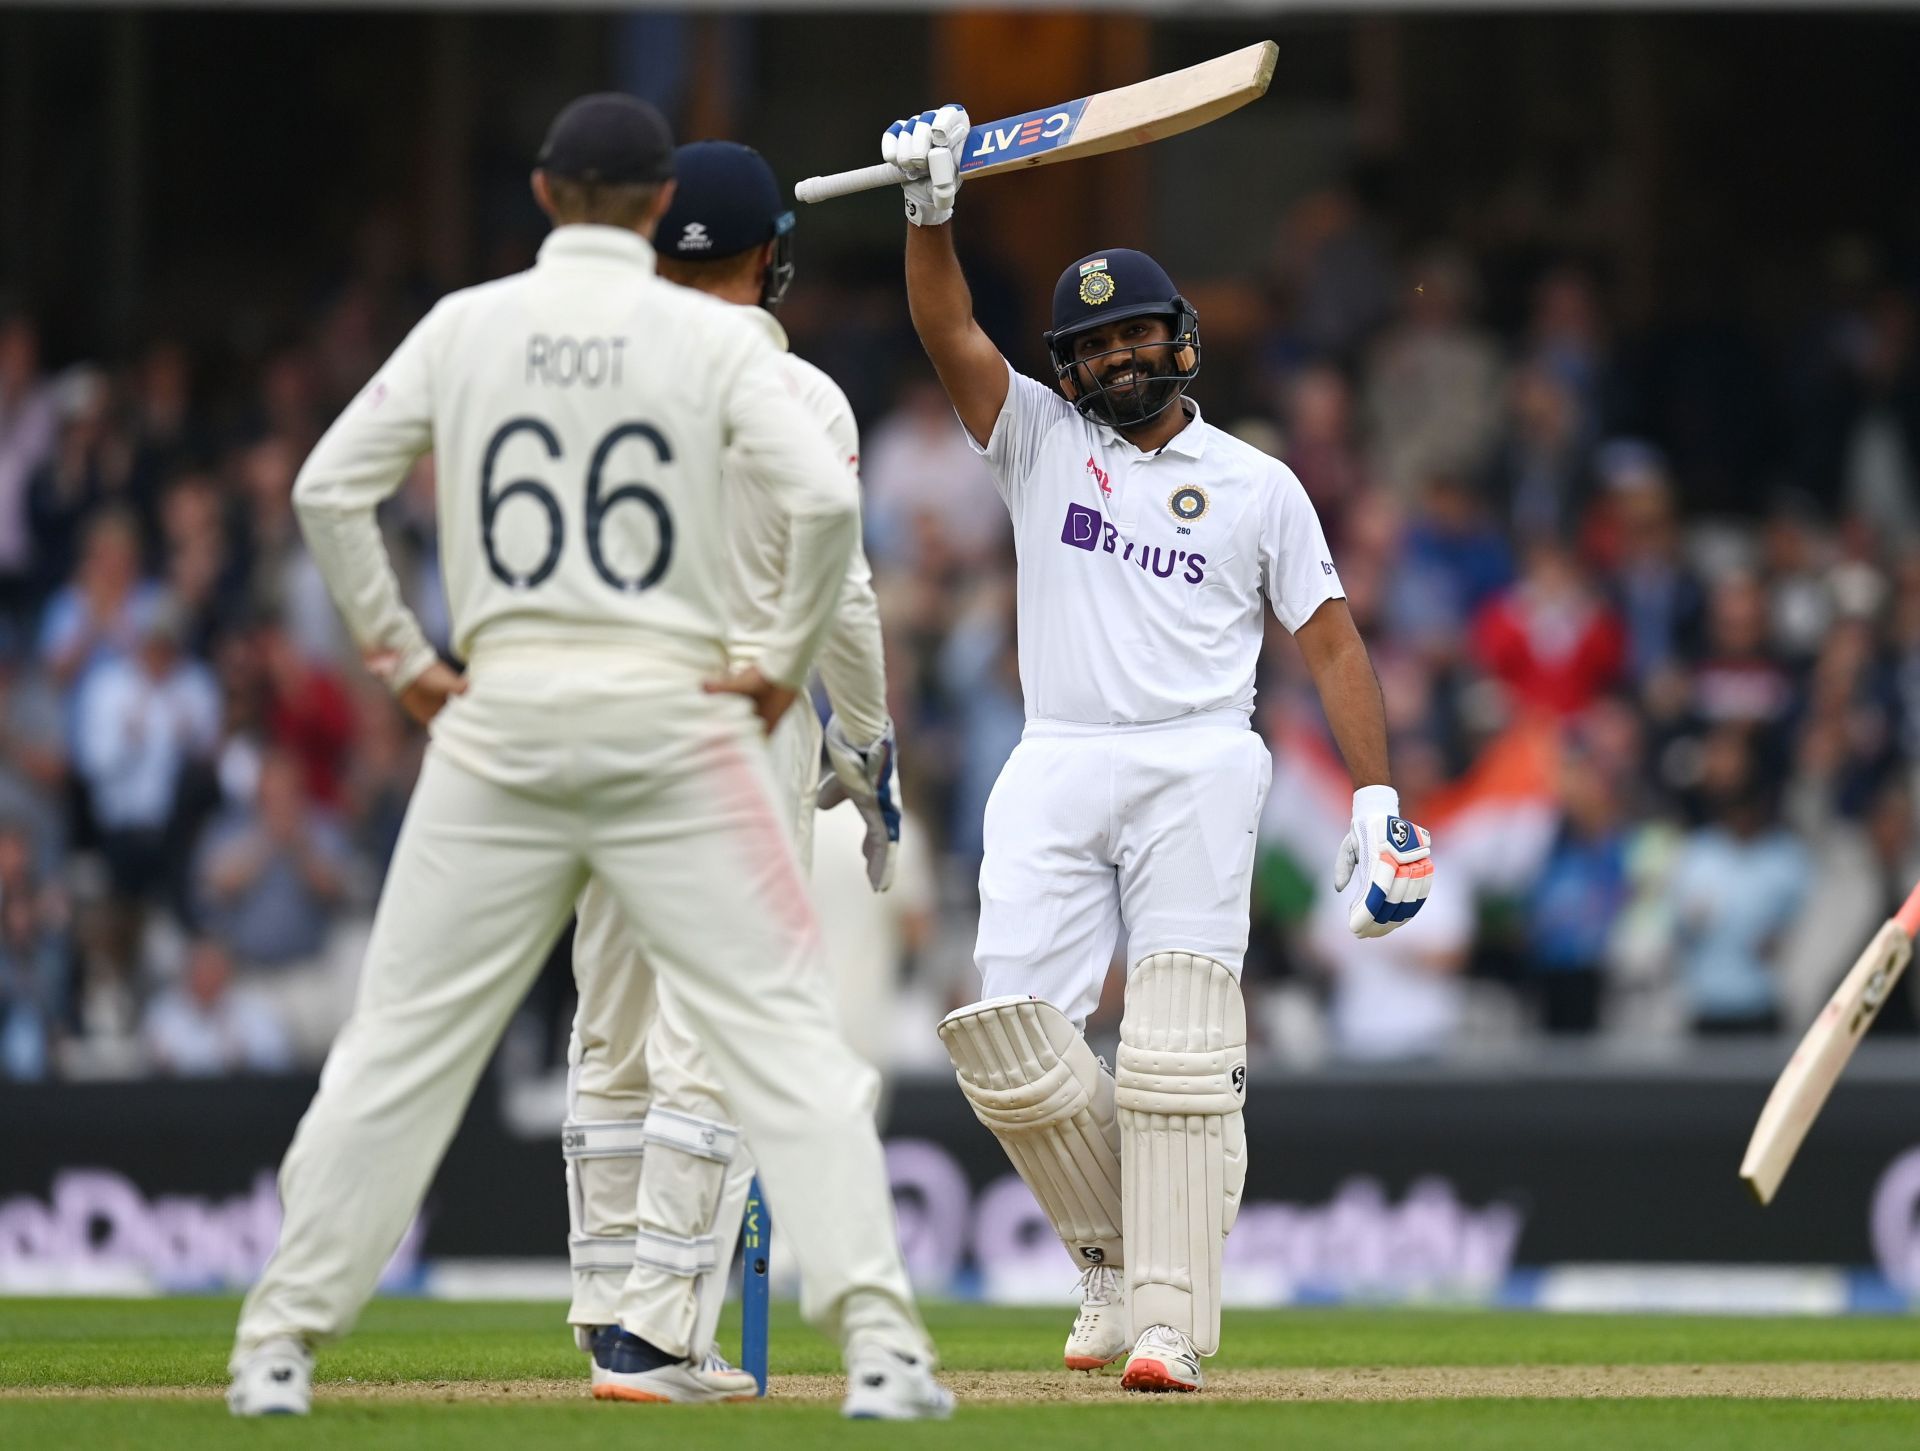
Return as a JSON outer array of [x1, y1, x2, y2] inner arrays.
[[397, 661, 467, 727], [1333, 786, 1433, 939], [882, 105, 969, 226], [815, 715, 900, 891], [703, 665, 798, 735]]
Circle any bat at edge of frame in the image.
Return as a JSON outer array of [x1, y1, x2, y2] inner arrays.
[[793, 40, 1280, 206], [1738, 878, 1920, 1206]]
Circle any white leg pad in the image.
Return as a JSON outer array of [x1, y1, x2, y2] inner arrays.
[[1117, 953, 1247, 1357], [939, 995, 1123, 1270], [563, 1117, 648, 1331], [615, 1106, 739, 1358]]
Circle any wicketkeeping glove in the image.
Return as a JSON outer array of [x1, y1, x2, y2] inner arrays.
[[881, 104, 970, 226], [816, 716, 901, 891], [1334, 785, 1434, 939]]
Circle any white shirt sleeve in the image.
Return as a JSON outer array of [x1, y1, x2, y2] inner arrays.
[[292, 305, 444, 693], [810, 404, 890, 743], [962, 360, 1075, 503], [1260, 462, 1345, 633], [725, 344, 861, 690]]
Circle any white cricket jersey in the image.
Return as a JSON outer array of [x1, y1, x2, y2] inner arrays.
[[291, 225, 857, 694], [968, 364, 1343, 726], [724, 307, 888, 742]]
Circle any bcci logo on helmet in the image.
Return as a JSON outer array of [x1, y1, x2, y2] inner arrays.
[[1078, 258, 1116, 306]]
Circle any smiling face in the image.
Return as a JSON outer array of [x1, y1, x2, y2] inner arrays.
[[1063, 314, 1186, 427]]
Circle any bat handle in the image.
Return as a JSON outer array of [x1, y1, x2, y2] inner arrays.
[[1896, 879, 1920, 938], [795, 162, 909, 205]]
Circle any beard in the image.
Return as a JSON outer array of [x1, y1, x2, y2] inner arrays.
[[1084, 351, 1182, 427]]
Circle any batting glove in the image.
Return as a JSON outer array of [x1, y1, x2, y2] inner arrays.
[[881, 105, 970, 226], [1334, 785, 1434, 939], [817, 715, 901, 891]]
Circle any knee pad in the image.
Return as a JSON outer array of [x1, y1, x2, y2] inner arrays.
[[939, 995, 1123, 1269], [1116, 953, 1247, 1356], [632, 1106, 738, 1278]]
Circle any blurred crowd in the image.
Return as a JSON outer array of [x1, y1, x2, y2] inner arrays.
[[5, 187, 1920, 1080]]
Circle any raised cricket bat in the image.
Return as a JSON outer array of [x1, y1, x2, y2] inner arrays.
[[1739, 879, 1920, 1205], [794, 40, 1279, 205]]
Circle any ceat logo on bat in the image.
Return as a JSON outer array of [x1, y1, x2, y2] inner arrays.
[[962, 98, 1089, 170]]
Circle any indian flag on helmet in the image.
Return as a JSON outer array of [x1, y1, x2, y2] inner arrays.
[[1079, 258, 1108, 275]]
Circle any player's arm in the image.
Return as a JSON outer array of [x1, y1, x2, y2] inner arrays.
[[807, 399, 900, 890], [716, 342, 860, 723], [293, 305, 464, 724], [1265, 467, 1433, 938], [887, 106, 1008, 445]]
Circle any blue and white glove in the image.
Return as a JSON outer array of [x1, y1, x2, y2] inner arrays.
[[1333, 785, 1434, 939], [816, 716, 901, 892], [881, 105, 970, 226]]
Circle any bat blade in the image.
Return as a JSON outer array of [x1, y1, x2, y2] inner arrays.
[[1739, 886, 1920, 1205], [795, 41, 1278, 205]]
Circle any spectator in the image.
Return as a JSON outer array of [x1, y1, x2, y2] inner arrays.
[[1691, 570, 1795, 733], [1471, 541, 1626, 717], [38, 509, 160, 696], [1388, 474, 1514, 653], [72, 596, 221, 950], [1487, 364, 1591, 544], [0, 312, 60, 611], [0, 820, 69, 1080], [1280, 363, 1365, 548], [1585, 441, 1707, 689], [1667, 732, 1810, 1034], [1365, 248, 1506, 498], [1525, 747, 1632, 1033], [255, 616, 356, 809], [193, 750, 357, 1060], [143, 937, 293, 1077], [861, 379, 1007, 571]]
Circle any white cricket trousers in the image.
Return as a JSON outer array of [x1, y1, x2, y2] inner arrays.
[[234, 651, 926, 1363], [975, 711, 1273, 1027], [565, 698, 826, 1350]]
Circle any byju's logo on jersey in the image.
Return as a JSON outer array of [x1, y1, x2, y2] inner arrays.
[[961, 98, 1089, 171], [1061, 502, 1207, 585]]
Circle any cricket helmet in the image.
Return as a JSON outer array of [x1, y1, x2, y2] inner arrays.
[[657, 140, 797, 312], [1042, 248, 1201, 427]]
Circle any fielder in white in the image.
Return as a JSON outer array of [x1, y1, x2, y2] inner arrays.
[[560, 138, 902, 1405], [227, 95, 949, 1422], [885, 106, 1437, 1392]]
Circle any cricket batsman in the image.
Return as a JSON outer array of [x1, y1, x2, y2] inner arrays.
[[560, 138, 902, 1404], [885, 106, 1436, 1391], [225, 95, 948, 1421]]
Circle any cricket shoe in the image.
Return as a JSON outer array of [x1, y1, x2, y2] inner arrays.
[[588, 1326, 758, 1403], [1064, 1263, 1130, 1370], [840, 1348, 955, 1420], [1121, 1323, 1203, 1393], [227, 1336, 312, 1416]]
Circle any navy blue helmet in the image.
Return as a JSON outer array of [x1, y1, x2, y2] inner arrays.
[[657, 140, 796, 311], [1042, 248, 1201, 428]]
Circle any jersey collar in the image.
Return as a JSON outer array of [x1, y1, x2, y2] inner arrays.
[[1094, 396, 1207, 460], [736, 303, 791, 354], [537, 224, 658, 273]]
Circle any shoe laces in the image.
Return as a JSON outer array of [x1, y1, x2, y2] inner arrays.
[[1076, 1263, 1122, 1307], [701, 1350, 744, 1375]]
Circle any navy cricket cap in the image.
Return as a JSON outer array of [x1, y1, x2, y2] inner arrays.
[[537, 93, 675, 185], [1048, 248, 1185, 339], [657, 141, 794, 261]]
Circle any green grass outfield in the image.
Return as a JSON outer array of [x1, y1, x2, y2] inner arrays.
[[3, 1298, 1919, 1449]]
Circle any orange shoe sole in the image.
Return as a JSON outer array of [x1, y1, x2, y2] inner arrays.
[[1121, 1358, 1200, 1393], [591, 1384, 759, 1405], [1064, 1352, 1125, 1372], [592, 1384, 671, 1404]]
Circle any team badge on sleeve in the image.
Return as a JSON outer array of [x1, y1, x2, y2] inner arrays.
[[1168, 485, 1209, 522]]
